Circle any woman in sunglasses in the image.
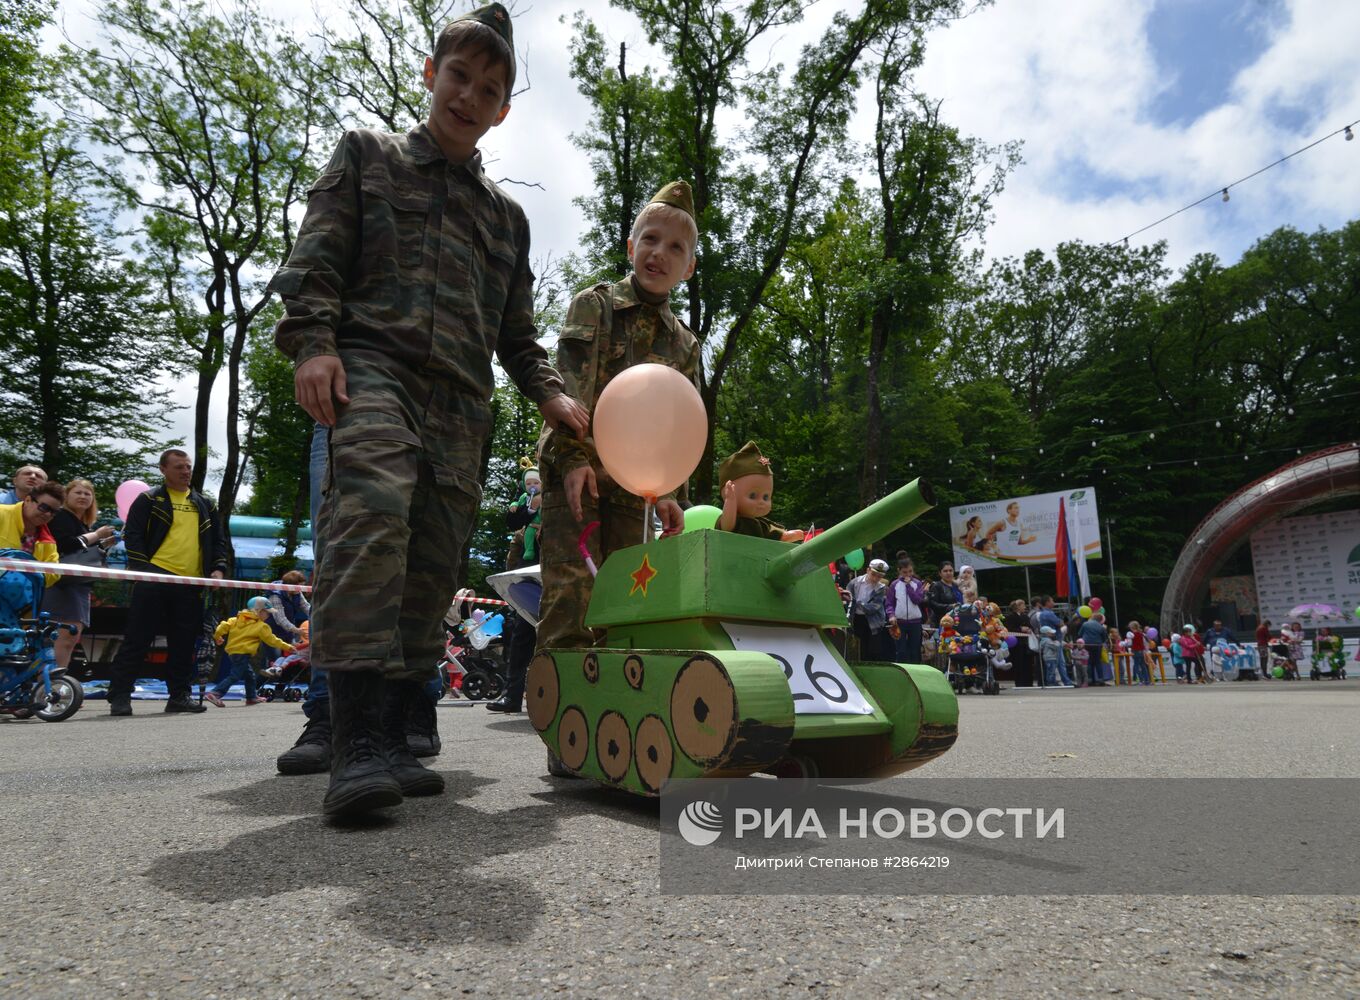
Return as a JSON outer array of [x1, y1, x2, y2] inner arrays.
[[0, 480, 65, 586], [43, 479, 118, 668]]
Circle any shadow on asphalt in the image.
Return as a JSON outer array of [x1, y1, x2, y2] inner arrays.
[[484, 717, 535, 733], [143, 768, 662, 947]]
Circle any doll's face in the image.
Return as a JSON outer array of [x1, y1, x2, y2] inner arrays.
[[731, 473, 773, 518]]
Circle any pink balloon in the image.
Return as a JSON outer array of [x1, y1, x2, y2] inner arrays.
[[592, 364, 708, 501], [1088, 597, 1103, 611], [115, 480, 151, 522]]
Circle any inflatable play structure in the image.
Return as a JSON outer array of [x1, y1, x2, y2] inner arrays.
[[1159, 443, 1360, 638]]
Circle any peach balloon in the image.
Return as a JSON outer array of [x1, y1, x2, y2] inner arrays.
[[593, 364, 708, 501]]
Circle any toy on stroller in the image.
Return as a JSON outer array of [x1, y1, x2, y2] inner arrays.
[[0, 551, 85, 722], [1310, 630, 1348, 681], [939, 604, 1002, 695]]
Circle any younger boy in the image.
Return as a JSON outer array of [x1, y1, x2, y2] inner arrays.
[[536, 182, 701, 651], [205, 597, 294, 707], [270, 3, 588, 817]]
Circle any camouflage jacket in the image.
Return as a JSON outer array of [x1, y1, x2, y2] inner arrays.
[[270, 125, 564, 406], [539, 275, 700, 478]]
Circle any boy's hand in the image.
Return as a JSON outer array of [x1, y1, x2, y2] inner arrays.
[[295, 356, 350, 426], [564, 466, 598, 522], [214, 638, 223, 646], [539, 394, 590, 438], [657, 498, 683, 537]]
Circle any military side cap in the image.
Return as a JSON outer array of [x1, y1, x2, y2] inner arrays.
[[456, 3, 513, 48], [649, 180, 695, 221], [720, 440, 773, 484]]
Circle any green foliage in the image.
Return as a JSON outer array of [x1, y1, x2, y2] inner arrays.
[[237, 309, 313, 546], [0, 122, 175, 493], [63, 0, 327, 530]]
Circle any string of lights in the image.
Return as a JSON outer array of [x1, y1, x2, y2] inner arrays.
[[939, 439, 1357, 487], [1109, 117, 1359, 247], [929, 387, 1360, 468]]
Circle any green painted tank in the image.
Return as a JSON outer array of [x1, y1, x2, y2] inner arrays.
[[526, 479, 958, 795]]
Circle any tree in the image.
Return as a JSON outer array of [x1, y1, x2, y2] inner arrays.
[[857, 24, 1019, 505], [237, 309, 313, 566], [64, 0, 326, 554], [0, 125, 175, 489], [570, 0, 971, 500]]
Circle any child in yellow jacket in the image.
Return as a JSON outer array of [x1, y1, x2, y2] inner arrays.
[[204, 597, 294, 707]]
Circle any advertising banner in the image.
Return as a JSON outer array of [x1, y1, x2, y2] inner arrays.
[[949, 488, 1101, 571], [1250, 509, 1360, 629]]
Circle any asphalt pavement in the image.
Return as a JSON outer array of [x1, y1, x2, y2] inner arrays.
[[2, 680, 1358, 999]]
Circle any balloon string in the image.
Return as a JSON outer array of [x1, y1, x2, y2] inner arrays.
[[578, 521, 600, 577]]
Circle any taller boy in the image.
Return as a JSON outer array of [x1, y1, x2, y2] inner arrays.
[[271, 3, 588, 818], [537, 182, 701, 652]]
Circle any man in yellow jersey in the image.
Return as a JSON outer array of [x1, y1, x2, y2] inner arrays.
[[108, 449, 229, 716]]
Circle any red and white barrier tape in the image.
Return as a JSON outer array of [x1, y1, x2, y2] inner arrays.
[[0, 557, 512, 604], [0, 558, 311, 592]]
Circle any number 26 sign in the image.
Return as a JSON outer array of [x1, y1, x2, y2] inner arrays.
[[721, 623, 875, 716]]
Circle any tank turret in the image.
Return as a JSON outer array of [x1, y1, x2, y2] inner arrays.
[[526, 478, 958, 794]]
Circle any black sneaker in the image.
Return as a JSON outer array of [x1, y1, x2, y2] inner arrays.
[[276, 716, 332, 775], [109, 697, 132, 717], [164, 696, 207, 714]]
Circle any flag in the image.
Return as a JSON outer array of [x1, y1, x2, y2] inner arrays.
[[1054, 497, 1072, 597], [1069, 495, 1091, 599]]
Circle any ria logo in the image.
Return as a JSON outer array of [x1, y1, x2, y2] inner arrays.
[[677, 801, 723, 846]]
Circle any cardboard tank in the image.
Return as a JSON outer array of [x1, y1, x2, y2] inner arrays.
[[525, 478, 958, 795]]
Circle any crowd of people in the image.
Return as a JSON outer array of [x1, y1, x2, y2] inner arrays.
[[828, 553, 1352, 688], [0, 463, 120, 671]]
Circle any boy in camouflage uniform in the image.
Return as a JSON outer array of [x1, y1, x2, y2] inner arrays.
[[537, 182, 701, 651], [271, 2, 589, 818]]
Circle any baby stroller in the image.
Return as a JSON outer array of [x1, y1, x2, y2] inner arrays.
[[438, 619, 507, 702], [946, 636, 1000, 695], [1266, 640, 1298, 680], [0, 552, 85, 722], [1310, 637, 1348, 681]]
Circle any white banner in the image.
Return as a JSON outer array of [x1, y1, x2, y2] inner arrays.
[[721, 623, 875, 716], [1250, 510, 1360, 628], [948, 488, 1102, 571]]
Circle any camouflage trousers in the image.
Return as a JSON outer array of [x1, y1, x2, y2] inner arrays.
[[311, 355, 485, 679], [536, 462, 648, 651]]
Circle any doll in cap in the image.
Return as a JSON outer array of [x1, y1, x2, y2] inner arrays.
[[716, 441, 804, 542]]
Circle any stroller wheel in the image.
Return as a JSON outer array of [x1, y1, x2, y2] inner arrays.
[[263, 689, 276, 702]]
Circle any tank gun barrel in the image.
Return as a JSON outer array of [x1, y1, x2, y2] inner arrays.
[[764, 478, 935, 591]]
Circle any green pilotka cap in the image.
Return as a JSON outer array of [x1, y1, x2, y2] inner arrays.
[[456, 3, 513, 49], [649, 180, 695, 221], [719, 441, 773, 484]]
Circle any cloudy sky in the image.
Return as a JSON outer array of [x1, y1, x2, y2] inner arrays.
[[50, 0, 1360, 489]]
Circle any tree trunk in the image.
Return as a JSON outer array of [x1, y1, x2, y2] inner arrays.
[[860, 301, 892, 507]]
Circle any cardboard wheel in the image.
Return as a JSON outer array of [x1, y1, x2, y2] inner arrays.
[[595, 710, 632, 782], [635, 715, 673, 793], [558, 706, 589, 770], [670, 656, 737, 766], [624, 655, 645, 690], [583, 652, 600, 683], [526, 654, 559, 732]]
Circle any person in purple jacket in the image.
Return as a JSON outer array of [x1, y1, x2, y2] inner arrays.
[[884, 555, 928, 664]]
